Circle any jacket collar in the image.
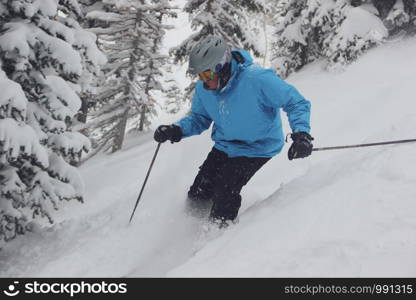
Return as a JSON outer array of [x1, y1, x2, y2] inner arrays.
[[218, 50, 251, 93]]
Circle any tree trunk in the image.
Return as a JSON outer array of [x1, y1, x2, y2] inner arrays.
[[77, 94, 89, 123], [112, 106, 130, 153], [138, 105, 146, 132]]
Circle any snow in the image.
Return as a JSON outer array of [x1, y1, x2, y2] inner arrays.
[[281, 19, 306, 45], [48, 132, 91, 155], [48, 153, 85, 197], [36, 17, 75, 44], [27, 102, 66, 138], [0, 70, 27, 120], [0, 22, 83, 76], [0, 166, 25, 216], [0, 119, 49, 168], [339, 6, 388, 41], [43, 75, 82, 119], [360, 3, 379, 16], [86, 11, 124, 22], [1, 35, 416, 277], [10, 0, 58, 18], [72, 26, 108, 67]]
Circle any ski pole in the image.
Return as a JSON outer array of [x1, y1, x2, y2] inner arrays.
[[313, 138, 416, 152], [129, 142, 161, 224]]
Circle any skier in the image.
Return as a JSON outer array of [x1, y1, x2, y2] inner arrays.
[[154, 35, 313, 227]]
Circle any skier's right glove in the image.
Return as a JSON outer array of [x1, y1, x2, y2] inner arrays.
[[154, 124, 182, 143]]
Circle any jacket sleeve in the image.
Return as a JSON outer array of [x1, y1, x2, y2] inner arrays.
[[174, 90, 212, 138], [257, 70, 311, 133]]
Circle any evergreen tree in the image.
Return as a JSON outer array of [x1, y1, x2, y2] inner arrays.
[[162, 64, 186, 115], [324, 2, 388, 71], [349, 0, 416, 34], [272, 0, 312, 78], [377, 0, 416, 34], [170, 0, 267, 64], [272, 0, 389, 77], [0, 0, 105, 244], [272, 0, 347, 77], [372, 0, 397, 18], [85, 0, 176, 154]]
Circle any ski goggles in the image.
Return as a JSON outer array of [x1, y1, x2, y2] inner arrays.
[[197, 50, 231, 82], [198, 70, 216, 82]]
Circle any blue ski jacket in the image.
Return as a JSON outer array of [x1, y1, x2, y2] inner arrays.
[[175, 50, 311, 158]]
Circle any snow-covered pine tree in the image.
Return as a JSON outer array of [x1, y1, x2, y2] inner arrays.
[[133, 3, 178, 132], [161, 64, 185, 115], [170, 0, 267, 65], [324, 2, 388, 71], [0, 0, 105, 244], [60, 0, 107, 126], [385, 0, 410, 34], [271, 0, 310, 78], [272, 0, 389, 77], [376, 0, 416, 35], [372, 0, 397, 18], [272, 0, 349, 78], [85, 0, 176, 154], [169, 0, 268, 103], [348, 1, 416, 35]]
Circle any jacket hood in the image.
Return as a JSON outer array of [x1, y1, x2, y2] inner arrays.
[[232, 49, 254, 68], [218, 50, 254, 93]]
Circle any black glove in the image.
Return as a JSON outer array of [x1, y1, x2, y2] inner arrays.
[[154, 125, 182, 143], [288, 132, 314, 160]]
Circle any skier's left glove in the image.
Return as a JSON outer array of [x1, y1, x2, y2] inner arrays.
[[154, 124, 182, 143], [288, 132, 314, 160]]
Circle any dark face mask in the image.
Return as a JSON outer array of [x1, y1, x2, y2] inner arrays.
[[217, 62, 231, 90], [203, 62, 232, 91]]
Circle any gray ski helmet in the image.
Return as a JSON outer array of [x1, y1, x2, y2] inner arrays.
[[188, 35, 228, 74]]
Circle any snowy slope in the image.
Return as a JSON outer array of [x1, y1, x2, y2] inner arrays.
[[1, 37, 416, 277]]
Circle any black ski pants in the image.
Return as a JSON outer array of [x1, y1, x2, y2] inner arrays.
[[188, 147, 270, 222]]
